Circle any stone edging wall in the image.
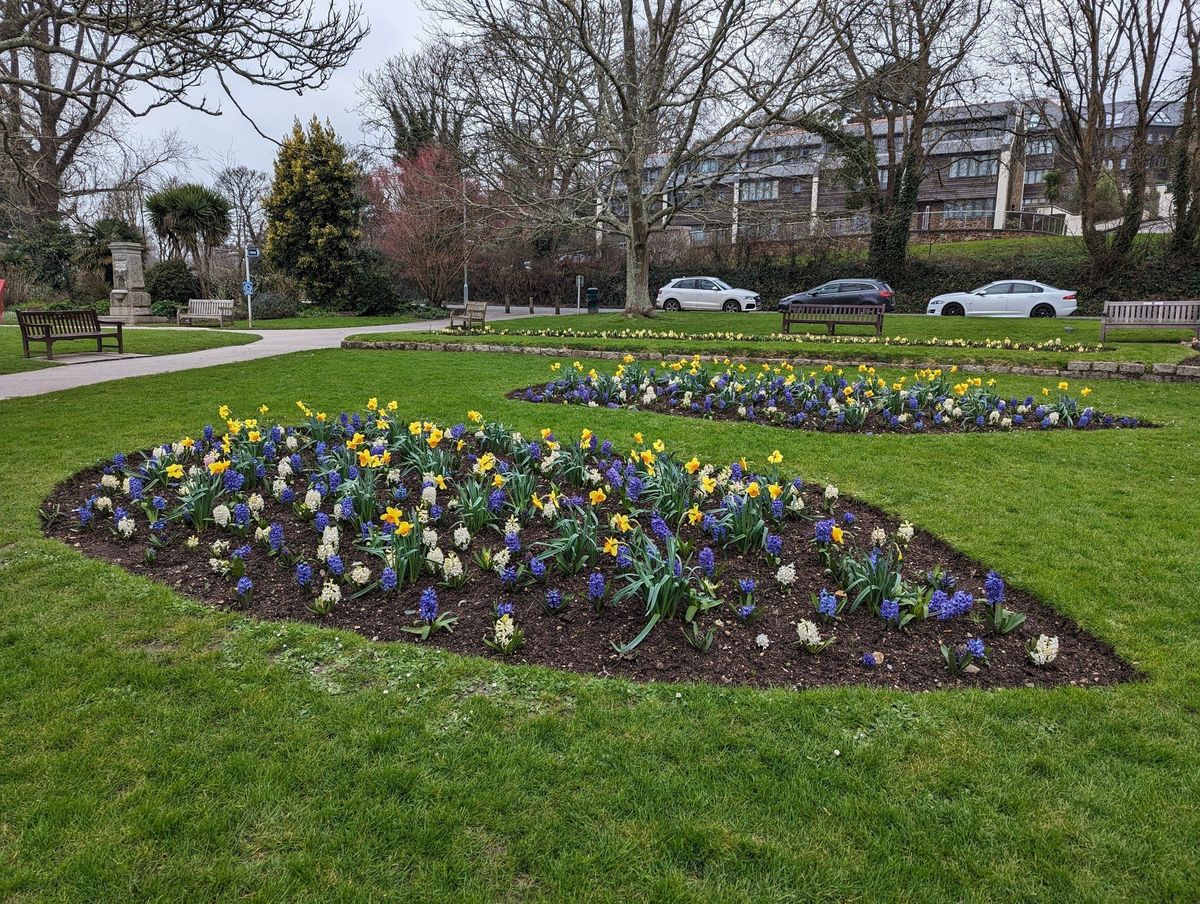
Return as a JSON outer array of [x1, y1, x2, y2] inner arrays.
[[341, 339, 1200, 384]]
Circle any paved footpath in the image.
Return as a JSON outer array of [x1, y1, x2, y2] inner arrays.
[[0, 307, 578, 401]]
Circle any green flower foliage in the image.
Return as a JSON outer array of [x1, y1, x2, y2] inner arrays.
[[263, 118, 364, 310]]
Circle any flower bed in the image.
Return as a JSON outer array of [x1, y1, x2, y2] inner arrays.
[[43, 402, 1130, 691], [453, 325, 1106, 355], [512, 357, 1148, 433]]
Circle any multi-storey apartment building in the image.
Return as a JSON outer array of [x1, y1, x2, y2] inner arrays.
[[616, 99, 1181, 247]]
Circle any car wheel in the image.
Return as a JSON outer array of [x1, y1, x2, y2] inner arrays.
[[1031, 303, 1056, 318], [942, 302, 965, 316], [722, 300, 741, 312], [662, 298, 681, 312]]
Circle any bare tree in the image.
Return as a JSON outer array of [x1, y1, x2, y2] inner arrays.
[[806, 0, 991, 276], [358, 44, 477, 161], [1170, 0, 1200, 253], [1006, 0, 1184, 273], [215, 165, 269, 247], [426, 0, 842, 316], [0, 0, 366, 223]]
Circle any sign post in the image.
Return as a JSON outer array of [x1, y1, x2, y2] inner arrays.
[[576, 274, 584, 311], [244, 246, 260, 327]]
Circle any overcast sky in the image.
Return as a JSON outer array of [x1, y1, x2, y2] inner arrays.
[[139, 0, 425, 176]]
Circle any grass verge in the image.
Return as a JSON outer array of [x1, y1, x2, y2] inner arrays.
[[0, 325, 259, 375]]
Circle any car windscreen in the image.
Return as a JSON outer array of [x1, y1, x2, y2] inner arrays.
[[711, 279, 732, 290]]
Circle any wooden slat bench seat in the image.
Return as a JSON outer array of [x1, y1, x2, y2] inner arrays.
[[17, 309, 124, 360], [177, 298, 235, 327], [1099, 300, 1200, 342], [782, 303, 885, 336], [447, 300, 489, 330]]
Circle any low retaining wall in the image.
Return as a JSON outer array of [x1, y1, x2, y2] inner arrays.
[[341, 339, 1200, 384]]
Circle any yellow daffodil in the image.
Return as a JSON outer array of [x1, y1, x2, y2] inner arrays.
[[408, 421, 422, 435], [701, 476, 717, 494], [768, 484, 782, 501], [831, 525, 844, 544], [623, 353, 634, 363], [208, 459, 230, 475], [427, 427, 444, 448], [492, 473, 506, 488], [367, 397, 379, 411], [346, 432, 365, 450], [381, 506, 403, 526], [581, 428, 593, 446], [247, 430, 262, 443], [181, 436, 194, 449], [633, 432, 644, 444], [467, 410, 482, 423], [686, 505, 703, 525], [433, 475, 447, 490], [387, 400, 398, 411], [166, 464, 184, 479], [767, 450, 783, 465], [396, 520, 414, 537], [684, 456, 700, 474], [611, 513, 631, 533], [652, 439, 665, 453], [259, 405, 269, 415], [589, 489, 607, 506], [531, 493, 544, 511], [1081, 387, 1093, 397], [603, 536, 620, 556], [746, 481, 761, 498], [477, 452, 495, 473], [1058, 381, 1069, 391], [218, 404, 230, 419]]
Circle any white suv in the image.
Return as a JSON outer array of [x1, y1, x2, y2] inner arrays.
[[656, 277, 760, 312]]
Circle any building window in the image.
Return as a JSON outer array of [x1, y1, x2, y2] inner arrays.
[[948, 154, 1000, 178], [1120, 157, 1127, 170], [1024, 168, 1047, 185], [696, 159, 718, 174], [879, 168, 889, 188], [1023, 196, 1046, 209], [944, 198, 995, 220], [1027, 138, 1055, 157], [689, 226, 706, 243], [740, 180, 779, 202]]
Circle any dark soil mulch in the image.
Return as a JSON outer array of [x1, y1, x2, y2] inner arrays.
[[1179, 354, 1200, 367], [43, 456, 1134, 693]]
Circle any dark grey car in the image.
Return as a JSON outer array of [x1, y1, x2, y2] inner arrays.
[[780, 279, 896, 312]]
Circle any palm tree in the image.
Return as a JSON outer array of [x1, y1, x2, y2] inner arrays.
[[76, 218, 143, 285], [145, 184, 233, 294]]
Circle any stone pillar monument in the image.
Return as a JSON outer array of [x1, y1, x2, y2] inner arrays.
[[108, 241, 159, 323]]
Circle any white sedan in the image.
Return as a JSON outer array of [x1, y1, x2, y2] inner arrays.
[[656, 277, 760, 312], [926, 281, 1078, 318]]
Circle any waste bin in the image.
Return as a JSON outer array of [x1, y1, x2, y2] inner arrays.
[[586, 286, 599, 315]]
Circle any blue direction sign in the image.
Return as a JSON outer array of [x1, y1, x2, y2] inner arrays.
[[246, 246, 261, 258], [242, 279, 256, 296]]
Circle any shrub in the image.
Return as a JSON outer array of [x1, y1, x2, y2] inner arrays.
[[248, 291, 300, 320], [146, 259, 197, 316]]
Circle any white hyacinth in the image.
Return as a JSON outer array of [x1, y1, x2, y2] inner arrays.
[[321, 525, 340, 548], [1028, 634, 1059, 666], [492, 547, 511, 569], [824, 484, 839, 501], [386, 468, 402, 485], [504, 515, 521, 536], [870, 527, 887, 546], [775, 562, 797, 586], [116, 516, 136, 538], [349, 563, 371, 586], [304, 488, 322, 511], [442, 552, 464, 580], [248, 493, 265, 514], [285, 435, 299, 450], [453, 526, 471, 549], [319, 581, 341, 606], [795, 619, 824, 650], [277, 459, 293, 478], [316, 542, 336, 562], [421, 486, 437, 506], [426, 547, 445, 568], [254, 526, 271, 543], [101, 474, 119, 490], [94, 496, 113, 513], [210, 539, 230, 556], [422, 528, 438, 548], [493, 614, 515, 645], [755, 633, 770, 651], [213, 504, 231, 528], [185, 535, 199, 549], [272, 478, 288, 499], [897, 521, 914, 543]]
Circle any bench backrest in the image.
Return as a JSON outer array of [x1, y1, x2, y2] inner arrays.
[[17, 308, 101, 334], [187, 299, 235, 315], [1103, 300, 1200, 324], [464, 300, 488, 316], [784, 303, 882, 321]]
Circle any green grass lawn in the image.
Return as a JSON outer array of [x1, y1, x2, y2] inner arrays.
[[357, 311, 1196, 368], [0, 325, 259, 375], [2, 348, 1198, 900]]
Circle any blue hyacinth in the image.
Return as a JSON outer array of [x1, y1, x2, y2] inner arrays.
[[698, 546, 715, 576], [236, 576, 252, 598], [505, 532, 521, 553], [588, 572, 606, 600], [881, 598, 900, 623], [327, 554, 344, 576], [295, 562, 312, 586], [738, 578, 756, 595], [268, 522, 284, 551], [818, 589, 839, 618], [545, 589, 563, 611], [765, 534, 783, 557], [497, 599, 514, 617], [814, 519, 835, 544], [966, 638, 985, 658], [419, 587, 438, 622], [984, 571, 1006, 606], [862, 652, 878, 668]]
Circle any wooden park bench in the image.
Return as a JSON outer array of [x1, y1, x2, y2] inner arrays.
[[1099, 300, 1200, 342], [177, 298, 235, 327], [782, 303, 885, 337], [17, 309, 124, 360], [447, 300, 489, 331]]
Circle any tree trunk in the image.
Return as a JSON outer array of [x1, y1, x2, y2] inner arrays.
[[623, 201, 654, 317]]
